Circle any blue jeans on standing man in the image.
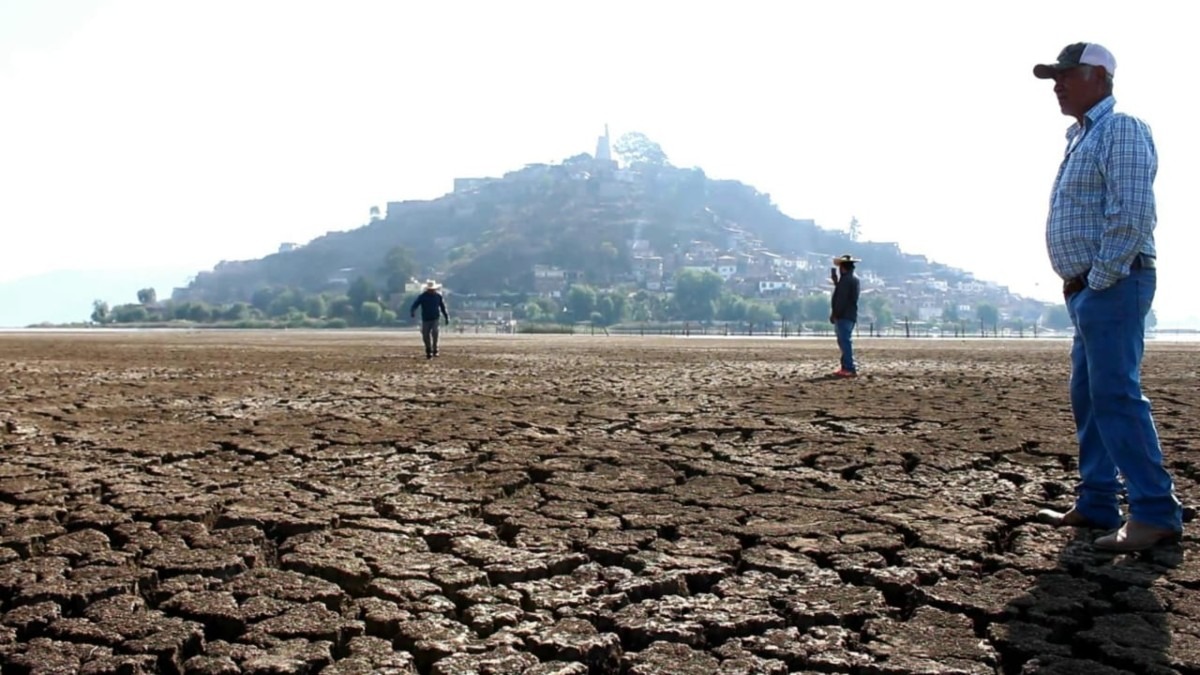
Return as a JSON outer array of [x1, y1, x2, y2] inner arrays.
[[1066, 268, 1182, 532], [835, 319, 856, 373]]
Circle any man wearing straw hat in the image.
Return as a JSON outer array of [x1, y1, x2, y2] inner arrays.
[[830, 254, 860, 378], [410, 279, 450, 359]]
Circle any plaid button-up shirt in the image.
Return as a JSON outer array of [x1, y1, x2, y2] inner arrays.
[[1045, 96, 1157, 290]]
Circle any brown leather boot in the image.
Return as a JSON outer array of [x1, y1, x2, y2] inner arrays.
[[1036, 507, 1101, 528], [1093, 521, 1182, 552]]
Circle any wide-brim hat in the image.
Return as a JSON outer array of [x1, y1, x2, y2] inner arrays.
[[833, 254, 861, 265], [423, 279, 442, 290]]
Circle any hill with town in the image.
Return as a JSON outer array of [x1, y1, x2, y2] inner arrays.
[[94, 130, 1060, 332]]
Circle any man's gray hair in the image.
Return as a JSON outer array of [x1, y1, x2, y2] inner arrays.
[[1079, 64, 1115, 91]]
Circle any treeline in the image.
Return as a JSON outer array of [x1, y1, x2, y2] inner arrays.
[[89, 268, 1090, 332], [89, 280, 406, 329]]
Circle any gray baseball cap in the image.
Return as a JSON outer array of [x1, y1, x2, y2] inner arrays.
[[1033, 42, 1116, 79]]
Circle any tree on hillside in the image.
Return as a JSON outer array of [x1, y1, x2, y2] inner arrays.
[[744, 301, 778, 327], [369, 205, 382, 222], [222, 302, 252, 322], [775, 297, 806, 324], [673, 268, 723, 322], [328, 296, 356, 320], [359, 301, 384, 325], [305, 295, 327, 319], [848, 217, 861, 242], [565, 285, 597, 323], [251, 287, 278, 314], [977, 302, 1000, 328], [137, 288, 157, 305], [802, 295, 830, 322], [595, 292, 626, 326], [380, 246, 417, 295], [614, 132, 669, 167], [716, 294, 748, 322], [268, 288, 305, 318], [347, 276, 378, 310], [865, 295, 894, 328]]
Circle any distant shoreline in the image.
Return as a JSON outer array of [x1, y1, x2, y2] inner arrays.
[[3, 324, 1199, 342]]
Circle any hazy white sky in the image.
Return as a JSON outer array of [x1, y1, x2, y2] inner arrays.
[[2, 0, 1197, 323]]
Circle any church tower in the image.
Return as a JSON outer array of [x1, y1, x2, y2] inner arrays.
[[595, 124, 613, 163]]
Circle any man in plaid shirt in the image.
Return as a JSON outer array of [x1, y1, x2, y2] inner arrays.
[[1033, 43, 1182, 551]]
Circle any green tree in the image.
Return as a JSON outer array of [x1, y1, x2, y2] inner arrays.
[[111, 304, 148, 323], [673, 269, 723, 322], [1146, 308, 1158, 330], [613, 131, 669, 167], [865, 295, 894, 328], [186, 302, 212, 322], [328, 296, 356, 320], [776, 297, 806, 323], [222, 302, 252, 322], [516, 301, 545, 322], [627, 291, 664, 323], [305, 295, 327, 319], [1041, 304, 1072, 330], [268, 289, 304, 318], [251, 287, 277, 314], [380, 247, 417, 296], [595, 294, 621, 326], [137, 288, 157, 305], [744, 301, 779, 327], [91, 300, 110, 324], [802, 295, 830, 322], [716, 294, 747, 322], [359, 301, 383, 325], [347, 276, 378, 310], [565, 285, 598, 323], [533, 297, 560, 321], [977, 302, 1000, 328], [943, 303, 960, 322]]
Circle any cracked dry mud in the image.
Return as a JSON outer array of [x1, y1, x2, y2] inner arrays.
[[1, 332, 1197, 675]]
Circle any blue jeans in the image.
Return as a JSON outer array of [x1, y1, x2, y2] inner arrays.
[[1066, 268, 1181, 531], [835, 319, 856, 372]]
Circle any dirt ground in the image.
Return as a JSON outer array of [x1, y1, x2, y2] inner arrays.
[[1, 331, 1197, 675]]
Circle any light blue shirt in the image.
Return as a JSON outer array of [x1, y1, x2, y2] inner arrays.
[[1044, 96, 1157, 290]]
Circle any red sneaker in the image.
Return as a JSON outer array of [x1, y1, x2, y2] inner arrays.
[[833, 369, 857, 378]]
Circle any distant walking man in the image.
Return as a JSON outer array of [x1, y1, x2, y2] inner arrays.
[[1032, 43, 1182, 551], [410, 280, 449, 359], [830, 254, 860, 378]]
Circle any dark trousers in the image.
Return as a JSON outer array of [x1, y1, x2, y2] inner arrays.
[[421, 320, 440, 355]]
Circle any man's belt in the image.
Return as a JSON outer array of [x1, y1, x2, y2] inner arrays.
[[1062, 254, 1156, 298]]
